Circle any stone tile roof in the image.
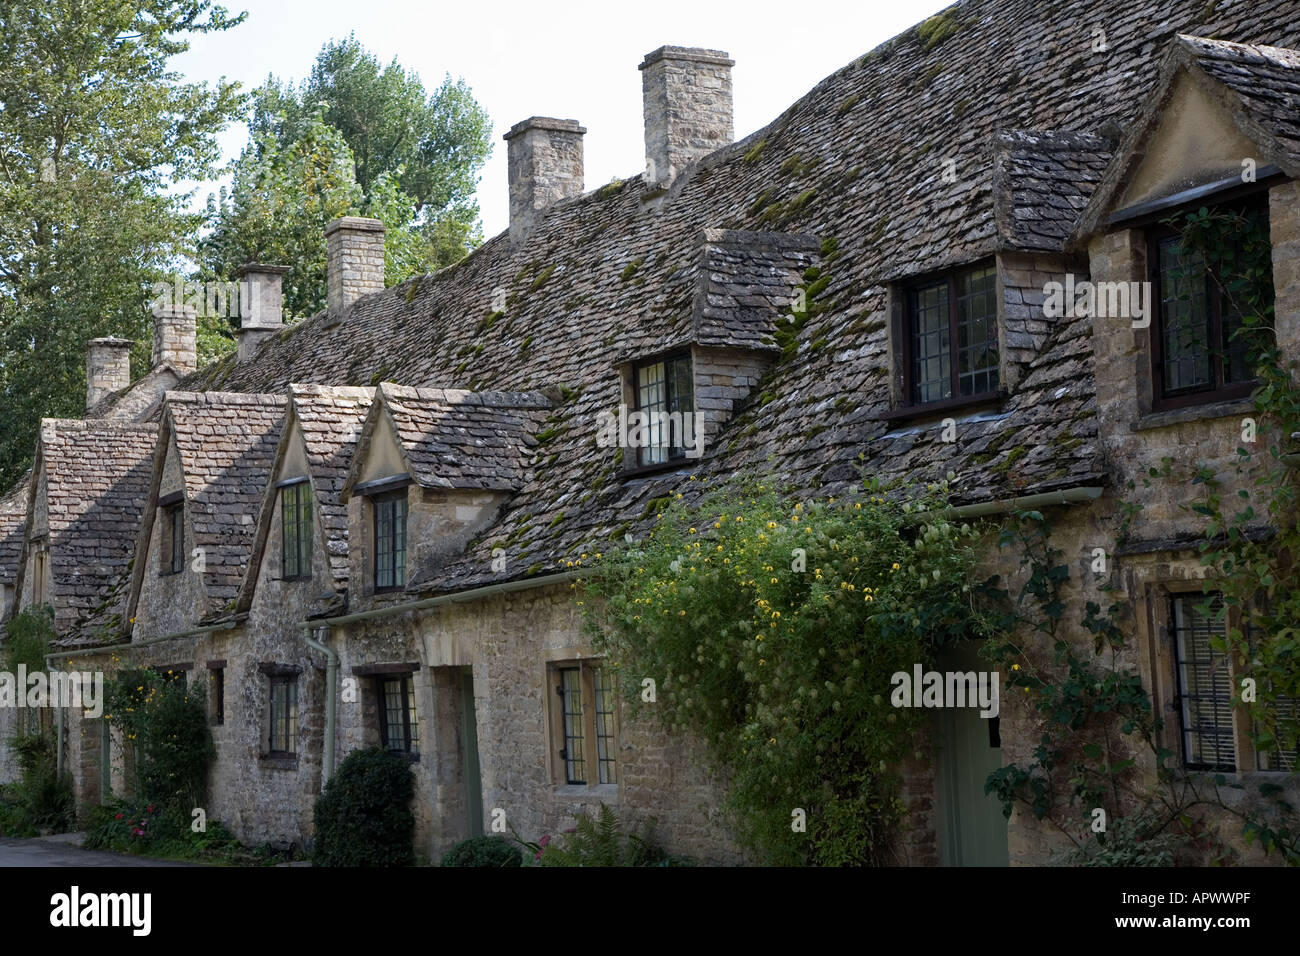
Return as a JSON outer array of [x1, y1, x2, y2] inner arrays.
[[0, 479, 28, 586], [1074, 32, 1300, 241], [36, 420, 157, 638], [1178, 35, 1300, 176], [691, 229, 820, 353], [993, 130, 1114, 252], [169, 0, 1298, 597], [287, 384, 375, 591], [373, 383, 553, 493], [163, 392, 286, 614]]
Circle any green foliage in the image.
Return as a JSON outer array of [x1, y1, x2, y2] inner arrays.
[[584, 475, 990, 865], [519, 805, 687, 867], [0, 733, 74, 835], [0, 0, 245, 488], [3, 605, 55, 672], [84, 798, 286, 863], [205, 36, 493, 318], [103, 668, 214, 814], [313, 747, 415, 866], [1171, 206, 1300, 773], [0, 607, 72, 835], [440, 835, 522, 867], [1058, 807, 1180, 867]]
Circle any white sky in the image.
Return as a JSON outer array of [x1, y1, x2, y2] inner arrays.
[[172, 0, 950, 239]]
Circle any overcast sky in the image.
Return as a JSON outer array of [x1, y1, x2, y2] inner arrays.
[[173, 0, 951, 239]]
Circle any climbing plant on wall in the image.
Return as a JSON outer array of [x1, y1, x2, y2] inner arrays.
[[582, 475, 994, 865]]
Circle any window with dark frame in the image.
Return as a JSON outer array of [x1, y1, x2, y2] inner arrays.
[[373, 490, 407, 591], [160, 501, 184, 575], [268, 675, 297, 755], [632, 353, 695, 467], [280, 480, 313, 580], [1170, 593, 1236, 772], [211, 667, 225, 726], [903, 262, 999, 407], [552, 662, 617, 786], [377, 674, 419, 756], [1148, 203, 1270, 410]]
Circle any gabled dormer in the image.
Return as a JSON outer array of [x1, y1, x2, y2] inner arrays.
[[340, 383, 551, 598], [610, 228, 819, 473], [1070, 35, 1300, 442], [237, 385, 375, 619], [126, 392, 285, 639], [9, 420, 156, 642]]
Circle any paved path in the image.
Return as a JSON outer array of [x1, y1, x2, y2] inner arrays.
[[0, 836, 193, 866]]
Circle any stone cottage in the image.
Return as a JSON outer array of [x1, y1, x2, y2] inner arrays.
[[2, 0, 1300, 865]]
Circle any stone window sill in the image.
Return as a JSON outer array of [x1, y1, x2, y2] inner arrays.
[[260, 753, 299, 771], [553, 783, 619, 802], [1131, 397, 1254, 432]]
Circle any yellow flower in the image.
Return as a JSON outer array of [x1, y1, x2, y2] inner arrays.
[[891, 563, 900, 571], [1012, 664, 1020, 671], [759, 659, 767, 666], [689, 527, 697, 534], [864, 594, 874, 603]]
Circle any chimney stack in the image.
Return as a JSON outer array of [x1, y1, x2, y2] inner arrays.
[[85, 337, 133, 411], [326, 217, 386, 317], [504, 117, 586, 243], [151, 302, 197, 374], [640, 46, 734, 188], [235, 263, 290, 362]]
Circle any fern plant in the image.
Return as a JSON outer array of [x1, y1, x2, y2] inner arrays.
[[522, 805, 692, 867]]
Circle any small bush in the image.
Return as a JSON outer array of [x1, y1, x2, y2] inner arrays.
[[313, 748, 415, 866], [440, 835, 522, 867], [84, 799, 279, 863], [6, 733, 74, 835]]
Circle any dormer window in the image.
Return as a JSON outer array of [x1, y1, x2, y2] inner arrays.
[[159, 493, 184, 576], [373, 490, 407, 591], [903, 262, 999, 407], [633, 353, 695, 466], [280, 479, 313, 580]]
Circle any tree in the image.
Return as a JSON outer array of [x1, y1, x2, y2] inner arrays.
[[0, 0, 245, 490], [243, 37, 492, 264]]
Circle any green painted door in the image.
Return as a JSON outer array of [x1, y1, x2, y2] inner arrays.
[[936, 645, 1009, 866], [460, 669, 484, 838]]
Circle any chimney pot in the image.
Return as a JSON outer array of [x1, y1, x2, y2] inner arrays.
[[326, 217, 386, 317], [504, 117, 585, 243], [85, 337, 133, 412], [640, 46, 734, 187]]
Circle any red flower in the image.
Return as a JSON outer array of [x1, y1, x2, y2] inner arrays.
[[538, 834, 551, 848], [146, 804, 155, 813], [114, 813, 122, 820]]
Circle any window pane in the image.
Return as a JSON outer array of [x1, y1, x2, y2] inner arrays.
[[1159, 238, 1212, 395], [956, 265, 999, 397], [282, 486, 299, 578], [594, 667, 617, 785], [560, 667, 585, 784], [394, 496, 407, 588], [636, 361, 668, 466], [382, 677, 406, 751], [911, 281, 951, 404], [1172, 595, 1235, 770]]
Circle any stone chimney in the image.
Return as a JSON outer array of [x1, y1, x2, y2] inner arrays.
[[326, 217, 386, 317], [85, 337, 133, 411], [504, 117, 586, 243], [151, 302, 197, 374], [640, 46, 734, 188], [235, 263, 290, 362]]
